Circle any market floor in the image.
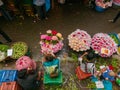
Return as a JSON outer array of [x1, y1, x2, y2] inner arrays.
[[0, 1, 120, 90]]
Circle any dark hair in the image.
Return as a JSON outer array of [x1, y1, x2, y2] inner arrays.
[[45, 54, 55, 61], [87, 52, 94, 60], [18, 69, 27, 79]]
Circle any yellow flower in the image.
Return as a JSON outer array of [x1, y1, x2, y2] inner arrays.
[[56, 33, 62, 38]]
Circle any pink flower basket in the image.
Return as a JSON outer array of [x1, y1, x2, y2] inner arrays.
[[40, 30, 64, 54], [91, 33, 117, 57], [68, 29, 92, 52], [16, 56, 36, 71]]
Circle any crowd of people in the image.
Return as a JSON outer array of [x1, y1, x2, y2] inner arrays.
[[0, 0, 48, 22]]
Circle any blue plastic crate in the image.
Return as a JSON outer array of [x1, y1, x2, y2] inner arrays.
[[1, 70, 17, 82], [0, 70, 5, 85]]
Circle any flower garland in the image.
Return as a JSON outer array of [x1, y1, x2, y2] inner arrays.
[[68, 29, 92, 52], [40, 30, 64, 54], [91, 33, 117, 57]]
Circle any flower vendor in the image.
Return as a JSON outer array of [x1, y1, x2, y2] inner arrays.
[[99, 65, 116, 82], [17, 67, 42, 90], [78, 51, 97, 75], [42, 53, 60, 78]]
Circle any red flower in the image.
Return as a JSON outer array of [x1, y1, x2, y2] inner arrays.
[[52, 30, 57, 35], [108, 65, 114, 70], [73, 34, 76, 37]]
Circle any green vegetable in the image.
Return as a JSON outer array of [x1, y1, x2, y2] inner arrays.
[[0, 44, 10, 52], [11, 42, 28, 59], [109, 34, 120, 45]]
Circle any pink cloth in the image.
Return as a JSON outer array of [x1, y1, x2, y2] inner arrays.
[[16, 56, 36, 71]]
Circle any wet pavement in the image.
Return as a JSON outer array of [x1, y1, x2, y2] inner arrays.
[[0, 1, 120, 90]]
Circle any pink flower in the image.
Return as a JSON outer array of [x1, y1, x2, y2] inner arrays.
[[46, 36, 51, 40], [52, 36, 58, 41], [41, 34, 47, 40]]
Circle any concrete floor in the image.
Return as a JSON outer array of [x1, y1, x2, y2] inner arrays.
[[0, 1, 120, 90]]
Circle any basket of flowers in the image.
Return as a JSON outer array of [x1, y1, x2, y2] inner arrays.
[[95, 0, 113, 12], [113, 0, 120, 6], [68, 29, 92, 52], [40, 30, 64, 54], [91, 33, 117, 57]]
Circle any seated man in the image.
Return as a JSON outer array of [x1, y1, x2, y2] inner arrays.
[[42, 54, 60, 78]]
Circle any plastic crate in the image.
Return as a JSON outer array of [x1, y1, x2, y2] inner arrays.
[[0, 81, 22, 90], [43, 71, 63, 85], [108, 33, 120, 46], [1, 70, 17, 82], [0, 70, 5, 85]]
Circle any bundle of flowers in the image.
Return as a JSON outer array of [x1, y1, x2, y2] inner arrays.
[[113, 0, 120, 6], [68, 29, 92, 52], [95, 0, 113, 8], [40, 30, 64, 54], [91, 33, 117, 57]]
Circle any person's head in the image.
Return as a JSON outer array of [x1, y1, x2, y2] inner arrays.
[[18, 69, 27, 79], [87, 52, 94, 60], [45, 54, 55, 61]]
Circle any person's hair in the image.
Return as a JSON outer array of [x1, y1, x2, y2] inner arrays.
[[45, 54, 55, 61], [18, 69, 35, 79], [18, 69, 27, 79], [87, 52, 94, 60]]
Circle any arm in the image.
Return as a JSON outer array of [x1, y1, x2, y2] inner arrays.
[[78, 52, 88, 62], [37, 71, 42, 80]]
